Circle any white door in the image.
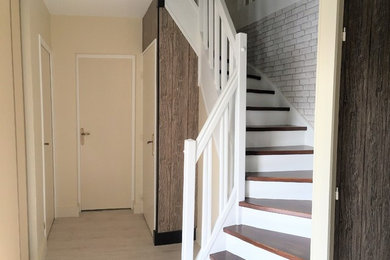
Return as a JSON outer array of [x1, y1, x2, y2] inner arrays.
[[79, 56, 133, 210], [41, 45, 55, 236], [143, 41, 157, 234]]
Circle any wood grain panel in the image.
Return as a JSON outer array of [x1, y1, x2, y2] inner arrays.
[[157, 8, 199, 233], [158, 7, 173, 233], [142, 0, 158, 51], [169, 13, 189, 231], [335, 0, 390, 258]]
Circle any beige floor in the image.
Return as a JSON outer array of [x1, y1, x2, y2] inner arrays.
[[46, 210, 183, 260]]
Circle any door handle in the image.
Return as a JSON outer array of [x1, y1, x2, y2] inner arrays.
[[147, 134, 155, 156], [80, 128, 90, 146], [44, 142, 50, 146]]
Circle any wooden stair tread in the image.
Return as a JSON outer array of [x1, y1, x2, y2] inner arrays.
[[224, 225, 310, 260], [246, 145, 314, 155], [247, 89, 275, 95], [210, 251, 244, 260], [246, 125, 307, 132], [247, 106, 290, 111], [247, 74, 262, 80], [240, 198, 312, 219], [246, 171, 313, 183]]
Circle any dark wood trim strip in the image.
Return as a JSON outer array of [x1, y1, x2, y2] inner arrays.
[[246, 146, 314, 156], [246, 125, 307, 132], [247, 74, 262, 80], [224, 225, 310, 260], [239, 198, 312, 219], [247, 89, 275, 95], [246, 171, 313, 183], [246, 106, 290, 111]]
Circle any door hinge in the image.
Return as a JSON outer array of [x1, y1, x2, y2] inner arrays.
[[335, 187, 339, 201], [342, 27, 347, 42]]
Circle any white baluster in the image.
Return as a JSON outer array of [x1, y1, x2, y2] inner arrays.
[[218, 117, 225, 214], [221, 27, 228, 90], [202, 0, 208, 49], [229, 41, 234, 80], [214, 13, 220, 90], [234, 33, 247, 212], [202, 140, 213, 247], [208, 0, 214, 67], [223, 108, 229, 206], [181, 139, 197, 260]]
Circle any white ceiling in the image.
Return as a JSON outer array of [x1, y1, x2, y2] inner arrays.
[[43, 0, 153, 18]]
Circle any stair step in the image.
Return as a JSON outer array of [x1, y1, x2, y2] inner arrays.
[[246, 125, 307, 132], [247, 106, 290, 111], [239, 198, 312, 219], [246, 146, 314, 156], [210, 251, 244, 260], [224, 225, 310, 260], [247, 74, 262, 80], [247, 89, 275, 95], [246, 171, 313, 183]]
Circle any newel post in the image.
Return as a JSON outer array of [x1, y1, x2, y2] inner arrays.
[[235, 33, 247, 205], [181, 139, 197, 260]]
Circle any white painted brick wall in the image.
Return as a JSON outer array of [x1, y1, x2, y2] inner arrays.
[[240, 0, 319, 126]]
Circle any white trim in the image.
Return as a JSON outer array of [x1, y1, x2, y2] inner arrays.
[[76, 54, 136, 212], [38, 34, 56, 238], [142, 39, 158, 228], [311, 0, 344, 258]]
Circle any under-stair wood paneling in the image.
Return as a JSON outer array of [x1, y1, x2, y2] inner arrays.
[[335, 0, 390, 259], [157, 7, 199, 234], [142, 0, 158, 51]]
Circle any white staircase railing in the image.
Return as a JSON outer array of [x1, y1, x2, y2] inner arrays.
[[181, 0, 247, 259]]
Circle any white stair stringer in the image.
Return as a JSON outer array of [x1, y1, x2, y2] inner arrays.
[[225, 235, 287, 260], [246, 154, 314, 172], [246, 181, 312, 200], [240, 207, 312, 238]]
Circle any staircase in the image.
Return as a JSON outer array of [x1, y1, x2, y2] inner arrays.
[[165, 0, 314, 259], [209, 76, 313, 259]]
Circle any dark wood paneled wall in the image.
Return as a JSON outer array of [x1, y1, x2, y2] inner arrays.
[[157, 8, 199, 233], [334, 0, 390, 258], [142, 0, 158, 51]]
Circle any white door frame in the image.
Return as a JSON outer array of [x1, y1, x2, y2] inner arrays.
[[76, 54, 136, 212], [142, 39, 158, 230], [38, 34, 56, 237]]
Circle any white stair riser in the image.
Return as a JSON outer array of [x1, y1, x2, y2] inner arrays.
[[247, 78, 271, 90], [247, 111, 291, 126], [246, 131, 306, 147], [246, 154, 314, 172], [246, 93, 281, 107], [246, 181, 312, 200], [226, 235, 287, 260], [240, 207, 312, 238]]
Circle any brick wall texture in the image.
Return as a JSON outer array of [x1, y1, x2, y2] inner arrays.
[[240, 0, 319, 126]]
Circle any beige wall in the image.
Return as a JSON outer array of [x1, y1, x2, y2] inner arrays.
[[0, 0, 28, 259], [50, 15, 143, 217], [21, 0, 52, 258]]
